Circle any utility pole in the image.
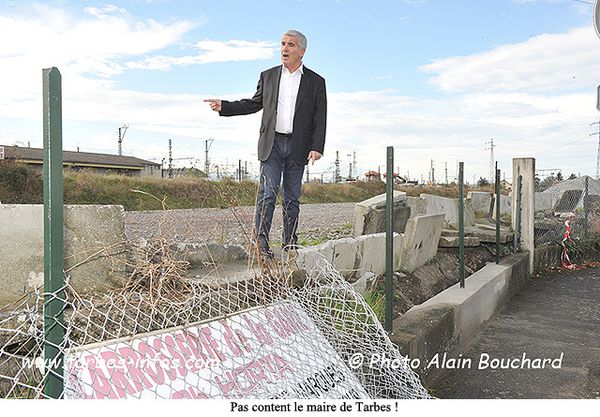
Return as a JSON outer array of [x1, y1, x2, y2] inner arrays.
[[117, 124, 128, 156], [353, 151, 357, 179], [347, 153, 352, 180], [485, 138, 495, 183], [445, 161, 448, 185], [204, 138, 214, 178], [168, 139, 173, 179], [430, 159, 435, 184], [591, 120, 600, 180], [238, 159, 242, 182], [306, 163, 310, 183], [335, 151, 341, 183]]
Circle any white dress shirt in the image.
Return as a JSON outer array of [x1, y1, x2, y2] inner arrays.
[[275, 64, 303, 134]]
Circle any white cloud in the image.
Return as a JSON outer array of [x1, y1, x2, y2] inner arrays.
[[125, 40, 277, 71], [421, 26, 599, 94]]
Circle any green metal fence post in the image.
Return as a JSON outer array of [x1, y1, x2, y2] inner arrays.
[[43, 67, 65, 399], [459, 162, 465, 288], [496, 163, 501, 264], [385, 146, 394, 334]]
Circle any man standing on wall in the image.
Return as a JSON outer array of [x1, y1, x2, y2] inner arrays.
[[205, 29, 327, 260]]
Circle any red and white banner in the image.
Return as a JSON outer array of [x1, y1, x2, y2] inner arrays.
[[64, 301, 369, 399]]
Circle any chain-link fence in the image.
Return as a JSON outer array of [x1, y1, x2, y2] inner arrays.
[[0, 237, 430, 400], [533, 174, 600, 252]]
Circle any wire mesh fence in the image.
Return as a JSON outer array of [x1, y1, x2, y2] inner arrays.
[[0, 238, 430, 400]]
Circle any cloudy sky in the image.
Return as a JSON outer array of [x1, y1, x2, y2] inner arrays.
[[0, 0, 599, 183]]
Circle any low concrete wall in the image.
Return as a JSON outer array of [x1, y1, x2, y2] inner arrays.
[[468, 191, 493, 217], [421, 194, 475, 228], [352, 191, 410, 237], [391, 252, 530, 382], [0, 204, 128, 305], [296, 232, 403, 278]]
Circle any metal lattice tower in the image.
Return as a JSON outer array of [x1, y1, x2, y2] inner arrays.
[[592, 120, 600, 180], [117, 124, 128, 156], [485, 139, 495, 182]]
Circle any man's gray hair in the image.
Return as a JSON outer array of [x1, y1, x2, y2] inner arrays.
[[284, 29, 307, 50]]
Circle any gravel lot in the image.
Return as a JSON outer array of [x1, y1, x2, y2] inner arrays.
[[124, 202, 356, 246]]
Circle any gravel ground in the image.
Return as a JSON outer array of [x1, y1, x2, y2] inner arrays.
[[124, 202, 356, 246]]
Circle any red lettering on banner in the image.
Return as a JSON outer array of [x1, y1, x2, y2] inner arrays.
[[87, 354, 117, 399], [163, 334, 188, 377], [243, 316, 273, 345], [117, 346, 153, 392], [138, 341, 165, 385], [213, 353, 292, 398], [199, 327, 225, 362], [183, 331, 207, 370], [153, 338, 177, 381], [172, 387, 209, 399], [221, 320, 251, 357], [99, 350, 134, 398]]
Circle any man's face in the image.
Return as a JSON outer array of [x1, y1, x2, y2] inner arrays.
[[281, 35, 304, 70]]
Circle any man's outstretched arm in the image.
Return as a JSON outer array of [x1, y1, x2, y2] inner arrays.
[[204, 74, 264, 116]]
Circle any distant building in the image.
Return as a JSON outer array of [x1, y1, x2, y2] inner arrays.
[[364, 170, 381, 181], [0, 145, 162, 177], [500, 179, 512, 192]]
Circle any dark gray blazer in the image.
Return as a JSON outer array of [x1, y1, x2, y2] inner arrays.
[[219, 65, 327, 165]]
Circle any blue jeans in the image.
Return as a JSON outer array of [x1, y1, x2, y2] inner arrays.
[[255, 133, 305, 252]]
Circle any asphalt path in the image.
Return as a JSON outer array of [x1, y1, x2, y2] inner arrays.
[[428, 267, 600, 399]]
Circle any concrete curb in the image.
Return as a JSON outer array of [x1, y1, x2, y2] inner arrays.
[[390, 252, 530, 382]]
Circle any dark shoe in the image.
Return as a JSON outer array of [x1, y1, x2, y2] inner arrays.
[[259, 248, 275, 261]]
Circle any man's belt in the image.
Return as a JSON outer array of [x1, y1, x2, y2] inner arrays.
[[275, 132, 293, 139]]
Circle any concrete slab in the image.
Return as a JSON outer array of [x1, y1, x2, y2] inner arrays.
[[421, 194, 475, 228], [331, 237, 360, 275], [400, 214, 445, 273], [535, 192, 554, 213], [466, 227, 514, 243], [467, 191, 493, 217], [438, 236, 481, 248], [352, 191, 411, 236], [492, 194, 512, 220], [296, 240, 334, 272], [0, 204, 128, 305], [406, 196, 427, 218], [554, 189, 582, 212], [356, 232, 403, 275]]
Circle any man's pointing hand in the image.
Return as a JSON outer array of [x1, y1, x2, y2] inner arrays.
[[204, 99, 222, 112]]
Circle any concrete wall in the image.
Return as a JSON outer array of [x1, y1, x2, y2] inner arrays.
[[512, 158, 535, 274], [534, 192, 554, 213], [421, 194, 475, 228], [352, 191, 410, 236], [391, 252, 530, 382], [467, 191, 493, 217], [0, 204, 128, 305], [492, 194, 512, 220], [400, 214, 445, 273], [296, 232, 403, 278]]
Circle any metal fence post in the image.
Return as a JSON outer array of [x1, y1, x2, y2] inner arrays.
[[514, 175, 522, 252], [496, 163, 501, 264], [385, 146, 394, 334], [43, 67, 65, 399], [459, 162, 465, 288]]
